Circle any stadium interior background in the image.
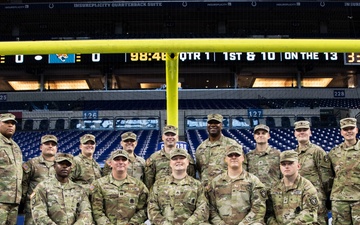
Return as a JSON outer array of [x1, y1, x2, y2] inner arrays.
[[1, 0, 360, 167]]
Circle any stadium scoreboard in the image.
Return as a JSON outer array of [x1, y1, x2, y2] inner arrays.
[[0, 52, 357, 65]]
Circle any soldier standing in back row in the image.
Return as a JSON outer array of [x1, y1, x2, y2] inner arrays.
[[148, 148, 210, 225], [70, 134, 102, 192], [267, 150, 319, 225], [0, 113, 23, 225], [293, 120, 333, 224], [328, 117, 360, 225], [196, 113, 246, 187], [145, 125, 196, 189], [208, 145, 267, 225], [22, 134, 58, 225], [31, 153, 93, 224]]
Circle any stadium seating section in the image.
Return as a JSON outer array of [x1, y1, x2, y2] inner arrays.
[[15, 127, 344, 165], [2, 98, 360, 111]]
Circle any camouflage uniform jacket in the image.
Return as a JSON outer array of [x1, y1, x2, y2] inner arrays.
[[144, 149, 196, 189], [148, 175, 209, 225], [295, 142, 333, 200], [328, 139, 360, 201], [90, 174, 148, 225], [0, 133, 23, 204], [207, 170, 267, 225], [127, 154, 146, 181], [267, 175, 319, 225], [196, 135, 246, 186], [246, 146, 281, 188], [70, 154, 102, 190], [22, 156, 56, 213], [30, 176, 93, 225]]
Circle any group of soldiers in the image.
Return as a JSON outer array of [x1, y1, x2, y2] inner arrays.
[[0, 112, 359, 225]]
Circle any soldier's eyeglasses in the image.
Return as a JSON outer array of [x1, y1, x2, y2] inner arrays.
[[227, 153, 241, 158], [124, 140, 136, 143]]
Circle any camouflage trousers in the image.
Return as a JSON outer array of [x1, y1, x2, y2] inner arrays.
[[0, 203, 19, 225], [318, 199, 329, 225], [332, 200, 360, 225]]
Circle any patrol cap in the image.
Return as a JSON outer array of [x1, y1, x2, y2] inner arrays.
[[163, 125, 177, 135], [294, 120, 310, 130], [170, 148, 188, 159], [55, 153, 74, 165], [110, 149, 129, 161], [0, 113, 17, 123], [207, 114, 223, 123], [254, 124, 270, 133], [121, 131, 137, 141], [340, 117, 357, 129], [280, 150, 298, 162], [226, 144, 243, 156], [80, 134, 96, 144], [41, 134, 58, 144]]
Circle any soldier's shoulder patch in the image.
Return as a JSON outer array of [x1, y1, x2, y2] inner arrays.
[[89, 184, 95, 192], [309, 196, 318, 206], [260, 189, 267, 198], [22, 163, 30, 172]]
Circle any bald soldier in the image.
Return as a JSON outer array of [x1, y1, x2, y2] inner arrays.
[[22, 134, 58, 225], [0, 113, 23, 225], [196, 113, 246, 186], [70, 134, 102, 191], [328, 118, 360, 225], [91, 150, 148, 225], [293, 120, 333, 224], [145, 125, 196, 189], [148, 148, 210, 225], [267, 150, 319, 225], [30, 153, 93, 224], [207, 145, 267, 225]]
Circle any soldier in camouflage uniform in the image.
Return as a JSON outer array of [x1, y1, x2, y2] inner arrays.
[[148, 148, 210, 225], [103, 131, 146, 181], [22, 134, 58, 225], [328, 118, 360, 225], [207, 145, 267, 225], [196, 114, 246, 186], [246, 124, 281, 187], [30, 153, 93, 224], [0, 113, 23, 225], [90, 150, 148, 225], [293, 120, 333, 224], [144, 125, 196, 189], [70, 134, 102, 192], [267, 150, 319, 225]]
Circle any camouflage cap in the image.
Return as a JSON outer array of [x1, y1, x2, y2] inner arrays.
[[340, 117, 357, 129], [121, 131, 137, 141], [254, 124, 270, 133], [294, 120, 310, 130], [55, 153, 74, 165], [170, 148, 188, 159], [80, 134, 96, 144], [207, 113, 223, 123], [41, 134, 58, 144], [0, 113, 17, 123], [226, 144, 243, 156], [163, 125, 178, 135], [280, 150, 298, 162], [110, 149, 129, 161]]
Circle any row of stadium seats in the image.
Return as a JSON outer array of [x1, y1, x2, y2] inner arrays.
[[3, 98, 360, 111], [15, 128, 344, 164]]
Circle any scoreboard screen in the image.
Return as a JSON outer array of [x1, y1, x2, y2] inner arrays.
[[0, 52, 350, 65]]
